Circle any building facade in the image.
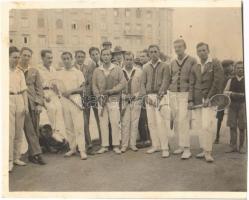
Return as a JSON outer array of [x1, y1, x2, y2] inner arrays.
[[9, 8, 173, 66]]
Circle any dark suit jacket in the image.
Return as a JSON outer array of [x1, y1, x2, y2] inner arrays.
[[189, 58, 224, 105]]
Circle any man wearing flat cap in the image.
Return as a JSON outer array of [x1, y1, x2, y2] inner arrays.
[[112, 46, 125, 68], [102, 41, 112, 50]]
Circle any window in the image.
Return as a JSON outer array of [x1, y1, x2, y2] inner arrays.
[[56, 19, 63, 29], [147, 24, 152, 32], [125, 9, 130, 17], [23, 35, 30, 44], [71, 23, 78, 30], [37, 17, 45, 28], [86, 23, 91, 31], [113, 9, 119, 17], [136, 8, 141, 18], [114, 23, 120, 32], [9, 16, 14, 27], [56, 35, 64, 44], [147, 11, 152, 19], [125, 23, 131, 32], [135, 38, 142, 45], [38, 35, 46, 48], [21, 17, 29, 28], [10, 38, 13, 44], [136, 24, 142, 32], [100, 23, 107, 31]]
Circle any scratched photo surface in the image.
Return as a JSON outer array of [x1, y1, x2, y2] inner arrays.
[[7, 5, 246, 194]]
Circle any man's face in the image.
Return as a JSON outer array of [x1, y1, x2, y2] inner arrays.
[[174, 42, 186, 57], [139, 52, 149, 64], [124, 54, 134, 69], [42, 53, 53, 67], [224, 64, 234, 75], [20, 50, 32, 65], [61, 54, 72, 69], [90, 50, 100, 63], [197, 45, 209, 61], [9, 52, 20, 67], [114, 53, 123, 63], [149, 47, 160, 62], [75, 52, 86, 65], [101, 50, 112, 64], [235, 63, 244, 77]]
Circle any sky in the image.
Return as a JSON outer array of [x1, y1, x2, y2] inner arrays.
[[172, 7, 243, 61]]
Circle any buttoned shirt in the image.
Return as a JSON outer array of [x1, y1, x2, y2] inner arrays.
[[9, 68, 27, 94], [149, 59, 162, 68], [99, 64, 115, 76], [198, 57, 212, 74]]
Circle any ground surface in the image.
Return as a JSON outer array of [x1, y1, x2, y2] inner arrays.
[[9, 133, 247, 192]]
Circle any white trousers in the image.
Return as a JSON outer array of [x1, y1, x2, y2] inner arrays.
[[44, 90, 66, 141], [61, 97, 85, 152], [98, 101, 121, 147], [169, 91, 190, 148], [146, 94, 169, 150], [9, 95, 25, 163], [121, 100, 142, 148], [193, 107, 216, 152]]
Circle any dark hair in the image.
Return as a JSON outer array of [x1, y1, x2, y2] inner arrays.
[[221, 60, 234, 68], [20, 47, 33, 55], [148, 44, 160, 51], [9, 46, 19, 56], [124, 51, 134, 59], [100, 48, 111, 55], [41, 49, 52, 58], [61, 51, 73, 59], [234, 61, 244, 68], [173, 39, 187, 48], [141, 49, 149, 57], [89, 47, 100, 56], [196, 42, 209, 51], [75, 50, 86, 57]]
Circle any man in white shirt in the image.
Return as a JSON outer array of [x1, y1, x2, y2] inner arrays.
[[37, 49, 66, 142], [57, 51, 87, 160]]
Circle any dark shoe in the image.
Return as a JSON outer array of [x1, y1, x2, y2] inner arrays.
[[29, 155, 46, 165], [225, 147, 237, 153], [239, 147, 246, 154], [87, 147, 95, 155]]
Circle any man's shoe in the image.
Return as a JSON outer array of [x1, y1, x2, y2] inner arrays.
[[173, 148, 184, 155], [130, 146, 138, 152], [113, 147, 122, 154], [35, 155, 46, 165], [64, 150, 76, 157], [162, 150, 170, 158], [146, 147, 160, 154], [225, 147, 237, 153], [238, 147, 246, 154], [14, 159, 27, 166], [196, 151, 205, 159], [87, 147, 95, 156], [121, 147, 127, 153], [97, 147, 108, 154], [214, 138, 219, 144], [80, 151, 88, 160], [181, 149, 192, 159], [205, 152, 214, 163]]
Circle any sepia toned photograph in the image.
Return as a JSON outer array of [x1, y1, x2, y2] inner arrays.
[[2, 0, 247, 198]]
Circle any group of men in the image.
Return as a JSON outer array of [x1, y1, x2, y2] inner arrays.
[[9, 39, 246, 172]]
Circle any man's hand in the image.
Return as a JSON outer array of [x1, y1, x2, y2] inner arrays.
[[188, 102, 194, 110], [203, 98, 210, 107], [62, 90, 72, 98], [36, 105, 43, 114]]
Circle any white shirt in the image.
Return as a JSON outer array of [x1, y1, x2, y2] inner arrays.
[[122, 66, 136, 80], [37, 64, 57, 88], [99, 63, 115, 76], [197, 57, 212, 73], [9, 68, 27, 93], [149, 59, 162, 68], [176, 54, 188, 65]]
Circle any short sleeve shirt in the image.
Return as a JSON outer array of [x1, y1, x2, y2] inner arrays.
[[9, 68, 27, 93]]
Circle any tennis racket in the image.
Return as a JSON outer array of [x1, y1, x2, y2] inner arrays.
[[192, 94, 231, 112], [48, 79, 83, 110]]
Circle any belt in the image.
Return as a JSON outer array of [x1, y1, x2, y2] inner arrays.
[[43, 87, 51, 90], [9, 91, 22, 95]]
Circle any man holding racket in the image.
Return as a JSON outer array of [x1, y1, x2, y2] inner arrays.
[[141, 44, 171, 158], [189, 42, 224, 162], [92, 48, 126, 154], [56, 51, 87, 160], [169, 39, 197, 159]]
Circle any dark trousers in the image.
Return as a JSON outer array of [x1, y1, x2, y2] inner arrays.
[[138, 100, 150, 142], [23, 103, 42, 156], [230, 127, 245, 148], [83, 95, 101, 146]]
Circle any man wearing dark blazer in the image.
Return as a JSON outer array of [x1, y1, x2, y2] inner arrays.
[[189, 42, 224, 163]]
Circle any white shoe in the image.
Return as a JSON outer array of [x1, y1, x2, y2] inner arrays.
[[181, 149, 192, 159], [14, 159, 27, 166], [113, 147, 122, 154], [80, 151, 88, 160], [205, 152, 214, 163], [121, 147, 127, 153], [196, 151, 205, 159], [64, 150, 76, 157], [130, 146, 138, 152], [173, 148, 184, 155], [97, 147, 108, 154], [162, 150, 170, 158], [146, 147, 160, 154]]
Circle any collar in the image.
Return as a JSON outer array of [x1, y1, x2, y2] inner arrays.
[[17, 64, 31, 73], [149, 59, 162, 68], [176, 54, 188, 63], [38, 64, 55, 72], [236, 75, 244, 81], [197, 56, 212, 65], [123, 66, 136, 77], [99, 63, 115, 72]]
